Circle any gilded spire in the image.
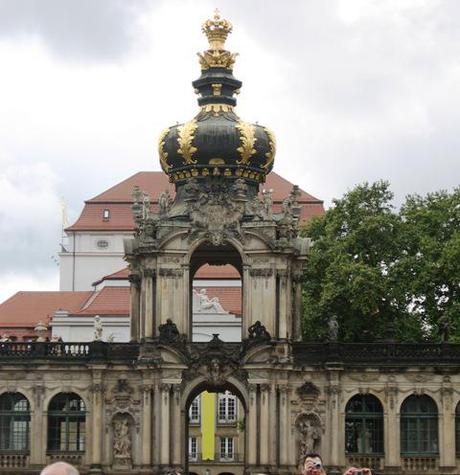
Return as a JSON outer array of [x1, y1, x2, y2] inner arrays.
[[198, 10, 238, 70]]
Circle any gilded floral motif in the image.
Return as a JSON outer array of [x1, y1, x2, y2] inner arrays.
[[263, 127, 276, 170], [158, 128, 171, 171], [177, 120, 198, 165], [236, 121, 257, 165]]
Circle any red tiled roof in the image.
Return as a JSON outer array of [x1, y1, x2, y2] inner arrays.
[[0, 291, 92, 328], [194, 287, 242, 316], [67, 171, 324, 231], [195, 264, 240, 279], [92, 268, 130, 286], [76, 286, 130, 315]]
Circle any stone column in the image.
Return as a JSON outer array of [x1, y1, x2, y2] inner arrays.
[[277, 270, 289, 339], [141, 384, 152, 468], [327, 383, 342, 471], [279, 385, 290, 467], [247, 384, 258, 466], [269, 384, 277, 467], [153, 384, 161, 468], [129, 274, 141, 342], [89, 382, 104, 473], [242, 264, 251, 337], [143, 269, 155, 340], [30, 385, 45, 466], [171, 385, 182, 466], [384, 386, 400, 469], [160, 384, 171, 467], [259, 384, 270, 467], [440, 386, 455, 469], [292, 270, 303, 341]]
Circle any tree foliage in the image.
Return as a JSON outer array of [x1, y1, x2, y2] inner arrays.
[[301, 182, 460, 342]]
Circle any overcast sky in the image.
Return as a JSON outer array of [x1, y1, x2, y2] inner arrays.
[[0, 0, 459, 302]]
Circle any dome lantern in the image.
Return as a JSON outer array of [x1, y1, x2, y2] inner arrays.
[[158, 11, 276, 186]]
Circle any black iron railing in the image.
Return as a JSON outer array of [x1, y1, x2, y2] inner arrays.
[[293, 342, 460, 365]]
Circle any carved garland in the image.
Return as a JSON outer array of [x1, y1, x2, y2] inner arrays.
[[236, 121, 257, 165], [177, 120, 198, 165]]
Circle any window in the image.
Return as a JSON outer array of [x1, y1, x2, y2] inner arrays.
[[102, 209, 110, 221], [456, 402, 460, 456], [401, 395, 438, 455], [218, 391, 237, 423], [189, 436, 198, 461], [96, 239, 109, 249], [189, 396, 200, 424], [219, 437, 234, 461], [345, 394, 384, 454], [48, 393, 86, 452], [0, 393, 30, 452]]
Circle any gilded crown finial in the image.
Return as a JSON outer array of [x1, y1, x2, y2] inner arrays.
[[198, 10, 238, 70]]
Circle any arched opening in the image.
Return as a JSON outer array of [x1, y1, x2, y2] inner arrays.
[[0, 392, 30, 453], [185, 381, 246, 475], [345, 394, 384, 456], [400, 395, 438, 456], [47, 393, 86, 454], [190, 242, 243, 342]]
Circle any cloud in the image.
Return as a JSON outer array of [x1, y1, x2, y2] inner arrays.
[[0, 157, 61, 276], [0, 0, 148, 61]]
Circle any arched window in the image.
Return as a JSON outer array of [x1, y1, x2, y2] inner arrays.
[[0, 393, 30, 452], [48, 393, 86, 452], [345, 394, 384, 454], [401, 395, 438, 455], [455, 402, 460, 456]]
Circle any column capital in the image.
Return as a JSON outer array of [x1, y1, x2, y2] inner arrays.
[[143, 268, 157, 278], [128, 273, 141, 285]]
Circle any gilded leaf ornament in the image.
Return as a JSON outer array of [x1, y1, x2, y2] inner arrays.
[[263, 127, 276, 169], [236, 121, 257, 165], [177, 120, 198, 165], [158, 127, 171, 171]]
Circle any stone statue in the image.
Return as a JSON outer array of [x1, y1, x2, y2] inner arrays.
[[262, 189, 273, 219], [142, 192, 151, 220], [93, 316, 103, 341], [248, 320, 271, 340], [158, 190, 173, 216], [196, 289, 226, 313], [439, 314, 450, 342], [0, 334, 10, 342], [113, 416, 131, 460], [232, 178, 248, 199], [328, 315, 339, 342], [184, 178, 200, 200], [159, 319, 180, 343], [297, 416, 321, 461]]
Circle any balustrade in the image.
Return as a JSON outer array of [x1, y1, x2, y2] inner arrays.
[[401, 456, 438, 472]]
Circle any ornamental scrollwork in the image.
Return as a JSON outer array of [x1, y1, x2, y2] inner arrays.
[[263, 127, 276, 170]]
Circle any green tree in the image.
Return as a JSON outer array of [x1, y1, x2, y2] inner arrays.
[[400, 188, 460, 341], [301, 181, 421, 342]]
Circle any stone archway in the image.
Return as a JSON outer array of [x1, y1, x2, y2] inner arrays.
[[181, 376, 249, 475]]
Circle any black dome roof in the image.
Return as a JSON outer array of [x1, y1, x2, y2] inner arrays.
[[158, 11, 276, 185]]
